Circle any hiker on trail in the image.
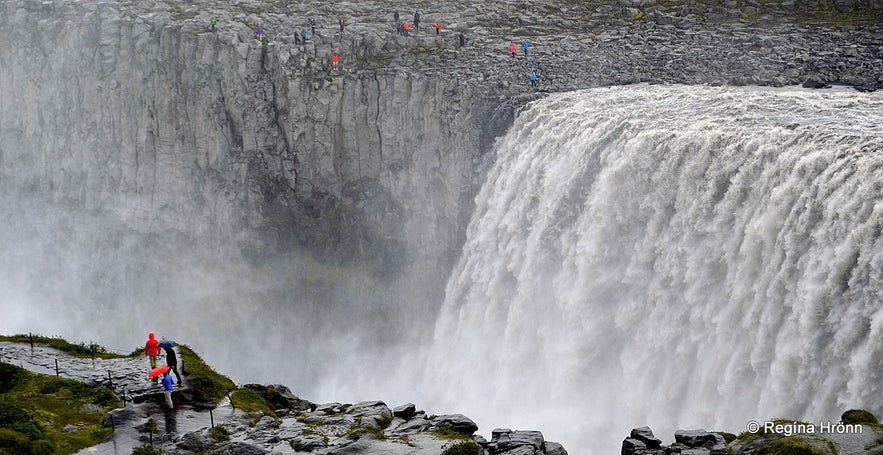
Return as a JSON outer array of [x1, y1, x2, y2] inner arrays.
[[459, 31, 465, 47], [144, 333, 160, 381], [256, 25, 263, 40], [510, 41, 516, 58], [530, 70, 538, 88], [310, 17, 316, 34], [523, 39, 529, 56], [435, 22, 441, 35], [396, 20, 403, 35], [301, 28, 308, 43], [414, 11, 420, 31], [394, 10, 399, 23], [162, 344, 182, 385], [294, 30, 301, 44], [339, 17, 345, 33], [210, 16, 216, 32], [162, 371, 174, 409], [331, 53, 340, 69], [403, 20, 410, 36]]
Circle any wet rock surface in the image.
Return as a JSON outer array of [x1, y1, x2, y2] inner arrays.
[[0, 341, 567, 454]]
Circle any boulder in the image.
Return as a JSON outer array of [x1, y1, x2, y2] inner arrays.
[[266, 384, 315, 411], [674, 430, 720, 448], [213, 441, 269, 455], [178, 429, 213, 453], [393, 403, 417, 419], [544, 441, 569, 455], [631, 427, 663, 448], [433, 414, 479, 435], [102, 406, 141, 428], [803, 76, 829, 89], [623, 438, 648, 455]]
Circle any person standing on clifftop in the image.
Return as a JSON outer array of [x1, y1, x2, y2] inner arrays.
[[144, 333, 160, 382], [256, 24, 263, 40], [331, 53, 340, 70], [339, 17, 345, 33], [530, 70, 538, 88], [301, 28, 308, 43], [523, 39, 529, 56], [394, 10, 399, 23], [510, 41, 517, 58], [210, 16, 216, 32], [459, 31, 465, 47], [403, 20, 410, 37], [162, 371, 174, 409], [309, 17, 316, 35], [162, 344, 182, 386], [414, 11, 420, 31], [435, 22, 441, 35]]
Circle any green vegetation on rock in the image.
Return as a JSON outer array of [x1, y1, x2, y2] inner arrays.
[[441, 441, 483, 455], [841, 409, 878, 425], [177, 345, 235, 404], [759, 436, 828, 455], [0, 334, 132, 360], [131, 443, 163, 455], [432, 425, 470, 440], [231, 387, 278, 421], [211, 424, 231, 443], [0, 362, 119, 454]]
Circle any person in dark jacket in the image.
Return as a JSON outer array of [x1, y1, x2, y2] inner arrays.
[[413, 11, 420, 31], [162, 345, 182, 385]]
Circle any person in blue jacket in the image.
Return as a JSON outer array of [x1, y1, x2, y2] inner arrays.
[[530, 70, 538, 88], [162, 371, 174, 409], [523, 40, 529, 56]]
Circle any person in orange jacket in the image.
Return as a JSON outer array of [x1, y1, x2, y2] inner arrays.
[[144, 332, 160, 382], [403, 20, 410, 36], [510, 41, 516, 58], [435, 22, 440, 35], [331, 53, 340, 69]]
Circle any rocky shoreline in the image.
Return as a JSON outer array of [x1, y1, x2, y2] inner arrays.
[[0, 341, 567, 454]]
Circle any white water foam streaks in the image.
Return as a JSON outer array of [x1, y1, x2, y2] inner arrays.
[[424, 86, 883, 453]]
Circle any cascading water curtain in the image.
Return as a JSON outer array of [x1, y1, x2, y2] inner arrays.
[[423, 85, 883, 453]]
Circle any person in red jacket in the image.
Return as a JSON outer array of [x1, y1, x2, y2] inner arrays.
[[510, 41, 516, 58], [144, 332, 160, 382], [331, 53, 340, 69], [435, 22, 440, 35]]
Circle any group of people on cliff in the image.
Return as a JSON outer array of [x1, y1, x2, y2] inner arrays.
[[144, 332, 181, 409], [211, 10, 541, 90]]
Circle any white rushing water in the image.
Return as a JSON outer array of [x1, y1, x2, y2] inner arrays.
[[422, 85, 883, 453]]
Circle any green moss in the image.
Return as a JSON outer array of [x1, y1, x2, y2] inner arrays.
[[759, 436, 828, 455], [441, 441, 483, 455], [376, 414, 393, 429], [432, 425, 470, 440], [714, 431, 737, 443], [0, 334, 132, 359], [177, 345, 235, 404], [841, 409, 878, 425], [211, 424, 231, 443], [132, 443, 164, 455], [0, 362, 118, 454], [231, 387, 278, 420]]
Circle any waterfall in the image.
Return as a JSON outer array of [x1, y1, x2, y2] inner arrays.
[[423, 85, 883, 453]]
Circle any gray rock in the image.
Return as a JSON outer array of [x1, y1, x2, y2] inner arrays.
[[62, 424, 78, 433], [393, 403, 417, 419], [214, 441, 269, 455], [544, 441, 569, 455], [674, 430, 720, 448], [622, 438, 648, 455], [102, 406, 141, 428], [631, 427, 663, 448], [293, 433, 328, 451], [178, 429, 213, 452], [433, 414, 479, 436]]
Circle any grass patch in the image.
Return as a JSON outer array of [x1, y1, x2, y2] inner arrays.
[[230, 387, 278, 420], [211, 424, 231, 443], [0, 362, 119, 454], [0, 334, 133, 359], [432, 425, 470, 440], [442, 441, 483, 455], [132, 443, 164, 454], [759, 436, 829, 455], [178, 345, 235, 403], [842, 409, 878, 425]]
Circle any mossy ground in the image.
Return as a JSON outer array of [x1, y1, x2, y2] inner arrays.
[[0, 362, 119, 454], [177, 345, 236, 404]]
